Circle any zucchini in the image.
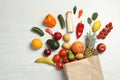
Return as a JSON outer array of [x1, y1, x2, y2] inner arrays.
[[32, 27, 44, 36], [58, 14, 65, 29]]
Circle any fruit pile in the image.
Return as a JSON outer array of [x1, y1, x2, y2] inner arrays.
[[53, 41, 85, 69], [30, 6, 113, 70]]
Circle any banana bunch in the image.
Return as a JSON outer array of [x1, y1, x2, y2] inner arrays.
[[35, 57, 55, 66]]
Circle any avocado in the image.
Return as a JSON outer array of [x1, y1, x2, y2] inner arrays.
[[46, 39, 60, 50]]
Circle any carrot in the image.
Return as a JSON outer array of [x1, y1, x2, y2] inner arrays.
[[78, 9, 83, 19]]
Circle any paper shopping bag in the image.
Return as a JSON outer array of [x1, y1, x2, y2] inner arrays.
[[63, 55, 104, 80]]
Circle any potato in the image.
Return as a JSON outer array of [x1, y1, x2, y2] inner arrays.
[[62, 42, 71, 50], [75, 53, 84, 59], [63, 34, 70, 42]]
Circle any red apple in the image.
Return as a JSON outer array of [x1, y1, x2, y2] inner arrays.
[[97, 43, 106, 53]]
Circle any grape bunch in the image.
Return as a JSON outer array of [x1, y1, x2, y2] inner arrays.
[[97, 22, 113, 39]]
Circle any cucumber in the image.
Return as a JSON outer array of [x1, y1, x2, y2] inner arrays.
[[58, 14, 65, 29], [32, 27, 44, 36]]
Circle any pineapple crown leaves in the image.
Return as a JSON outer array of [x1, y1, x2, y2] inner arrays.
[[86, 31, 96, 47]]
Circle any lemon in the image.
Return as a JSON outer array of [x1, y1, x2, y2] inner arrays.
[[32, 38, 43, 49], [92, 20, 101, 32]]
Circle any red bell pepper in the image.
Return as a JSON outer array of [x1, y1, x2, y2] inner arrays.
[[76, 22, 84, 39]]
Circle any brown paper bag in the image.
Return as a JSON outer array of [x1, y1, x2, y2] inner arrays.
[[63, 55, 104, 80]]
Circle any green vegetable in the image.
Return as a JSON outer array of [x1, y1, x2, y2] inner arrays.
[[46, 39, 60, 50], [68, 50, 75, 60], [58, 14, 65, 29], [32, 27, 44, 36], [87, 17, 92, 25], [92, 12, 98, 21], [73, 6, 77, 14], [87, 12, 98, 25]]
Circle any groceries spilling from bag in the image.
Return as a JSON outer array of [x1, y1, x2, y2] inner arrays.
[[29, 5, 113, 80]]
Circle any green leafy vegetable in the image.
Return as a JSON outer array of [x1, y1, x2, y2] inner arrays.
[[87, 17, 92, 25], [92, 12, 98, 21]]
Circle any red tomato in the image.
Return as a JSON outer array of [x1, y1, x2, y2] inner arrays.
[[102, 35, 106, 39], [101, 28, 106, 33], [107, 29, 111, 33], [53, 54, 61, 62], [73, 58, 78, 61], [59, 49, 67, 57], [97, 34, 102, 39], [62, 56, 69, 64], [54, 32, 62, 40], [56, 61, 63, 70], [108, 22, 112, 26]]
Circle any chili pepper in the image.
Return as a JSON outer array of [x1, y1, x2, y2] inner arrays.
[[76, 22, 84, 39]]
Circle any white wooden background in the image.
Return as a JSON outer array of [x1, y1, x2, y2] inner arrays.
[[0, 0, 120, 80]]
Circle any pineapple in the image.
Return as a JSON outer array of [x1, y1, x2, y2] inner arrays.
[[84, 31, 98, 57]]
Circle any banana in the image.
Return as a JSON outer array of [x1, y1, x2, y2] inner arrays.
[[35, 57, 55, 66]]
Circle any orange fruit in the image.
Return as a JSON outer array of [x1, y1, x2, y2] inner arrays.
[[71, 41, 84, 54], [31, 38, 43, 49]]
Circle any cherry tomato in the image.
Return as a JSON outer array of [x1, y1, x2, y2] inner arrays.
[[105, 25, 109, 28], [62, 56, 69, 64], [97, 34, 102, 39], [102, 28, 106, 32], [109, 26, 113, 30], [53, 54, 61, 62], [74, 58, 78, 61], [98, 22, 113, 39], [56, 61, 63, 70], [107, 29, 111, 33], [108, 22, 112, 26], [102, 35, 106, 39], [99, 31, 104, 35], [59, 49, 67, 57]]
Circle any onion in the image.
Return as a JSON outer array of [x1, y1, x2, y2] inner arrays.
[[44, 49, 51, 56]]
